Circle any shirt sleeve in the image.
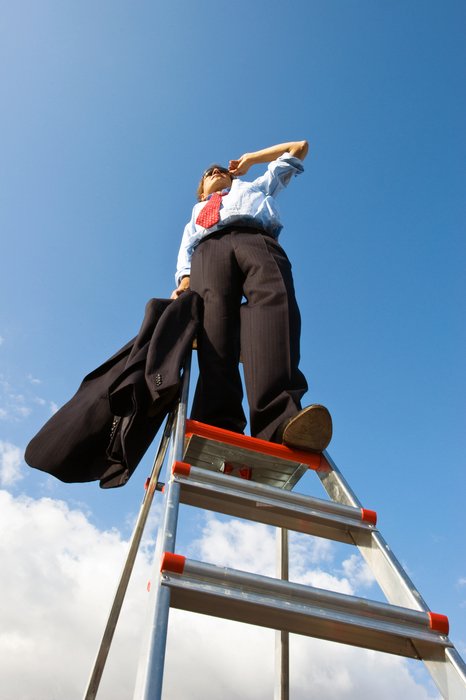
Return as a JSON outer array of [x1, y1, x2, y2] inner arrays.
[[175, 217, 196, 285], [250, 152, 304, 197]]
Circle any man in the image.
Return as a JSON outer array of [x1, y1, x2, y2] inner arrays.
[[171, 140, 332, 452]]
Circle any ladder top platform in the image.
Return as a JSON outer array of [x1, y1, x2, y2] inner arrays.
[[184, 420, 328, 491]]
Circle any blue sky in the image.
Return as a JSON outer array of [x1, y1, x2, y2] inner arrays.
[[1, 1, 465, 698]]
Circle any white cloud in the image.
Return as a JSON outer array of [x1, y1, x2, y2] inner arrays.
[[0, 335, 4, 346], [0, 495, 440, 700], [50, 400, 59, 415], [14, 405, 32, 418], [0, 381, 33, 421], [27, 374, 42, 385], [188, 514, 277, 575], [341, 552, 375, 588], [0, 441, 24, 486], [188, 516, 369, 596], [0, 490, 155, 700], [0, 374, 54, 421]]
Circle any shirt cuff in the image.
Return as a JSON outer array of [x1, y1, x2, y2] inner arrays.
[[176, 267, 191, 286], [276, 152, 305, 172]]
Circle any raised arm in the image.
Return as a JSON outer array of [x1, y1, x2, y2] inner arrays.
[[229, 140, 308, 176]]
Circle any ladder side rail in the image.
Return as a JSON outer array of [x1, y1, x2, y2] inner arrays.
[[317, 450, 430, 611], [275, 528, 289, 700], [442, 649, 466, 699], [318, 451, 466, 699], [82, 411, 175, 700], [134, 354, 192, 700], [425, 648, 466, 700]]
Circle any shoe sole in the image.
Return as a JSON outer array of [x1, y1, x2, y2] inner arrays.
[[282, 405, 332, 452]]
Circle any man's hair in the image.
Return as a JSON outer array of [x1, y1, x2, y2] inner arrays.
[[196, 164, 234, 202]]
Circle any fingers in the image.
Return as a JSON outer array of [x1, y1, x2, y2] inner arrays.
[[229, 156, 249, 176], [170, 280, 190, 299]]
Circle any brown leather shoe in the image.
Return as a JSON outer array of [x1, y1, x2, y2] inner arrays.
[[276, 405, 332, 452]]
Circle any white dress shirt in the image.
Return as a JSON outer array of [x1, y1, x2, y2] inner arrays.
[[174, 153, 304, 284]]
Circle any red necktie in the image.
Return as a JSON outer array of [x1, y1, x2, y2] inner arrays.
[[196, 192, 225, 229]]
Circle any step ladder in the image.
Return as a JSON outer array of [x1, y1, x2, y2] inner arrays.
[[83, 354, 466, 699]]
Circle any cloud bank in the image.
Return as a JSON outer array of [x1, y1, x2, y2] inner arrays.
[[0, 491, 440, 699]]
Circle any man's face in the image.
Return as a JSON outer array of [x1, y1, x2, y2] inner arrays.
[[201, 166, 232, 200]]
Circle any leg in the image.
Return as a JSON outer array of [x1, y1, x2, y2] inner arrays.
[[189, 234, 246, 433], [233, 232, 308, 441]]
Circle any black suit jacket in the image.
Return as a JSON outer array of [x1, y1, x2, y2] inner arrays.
[[25, 292, 201, 488]]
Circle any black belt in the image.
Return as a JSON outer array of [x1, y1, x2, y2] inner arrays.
[[196, 224, 273, 246]]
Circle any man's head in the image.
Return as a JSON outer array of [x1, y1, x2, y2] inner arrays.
[[197, 164, 233, 201]]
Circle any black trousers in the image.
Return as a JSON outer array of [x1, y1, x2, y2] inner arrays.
[[189, 227, 308, 442]]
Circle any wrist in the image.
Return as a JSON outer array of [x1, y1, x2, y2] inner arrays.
[[243, 152, 257, 167]]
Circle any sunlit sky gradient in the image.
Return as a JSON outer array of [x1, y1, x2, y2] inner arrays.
[[1, 2, 465, 697]]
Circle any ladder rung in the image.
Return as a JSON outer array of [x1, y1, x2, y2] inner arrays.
[[160, 554, 451, 661], [172, 462, 377, 545]]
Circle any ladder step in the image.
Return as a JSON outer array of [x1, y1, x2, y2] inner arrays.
[[184, 420, 328, 490], [160, 553, 451, 661], [172, 462, 377, 545]]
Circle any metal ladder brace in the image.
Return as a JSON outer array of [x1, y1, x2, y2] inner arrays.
[[83, 355, 466, 699]]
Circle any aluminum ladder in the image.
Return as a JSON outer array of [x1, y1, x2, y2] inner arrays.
[[83, 354, 466, 699]]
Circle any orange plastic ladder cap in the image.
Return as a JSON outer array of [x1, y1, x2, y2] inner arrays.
[[429, 612, 449, 635], [361, 508, 377, 526], [161, 552, 186, 574], [172, 461, 191, 477]]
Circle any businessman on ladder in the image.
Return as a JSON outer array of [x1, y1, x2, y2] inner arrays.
[[171, 140, 332, 453]]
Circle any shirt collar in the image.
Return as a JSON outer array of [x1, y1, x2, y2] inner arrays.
[[205, 187, 230, 200]]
